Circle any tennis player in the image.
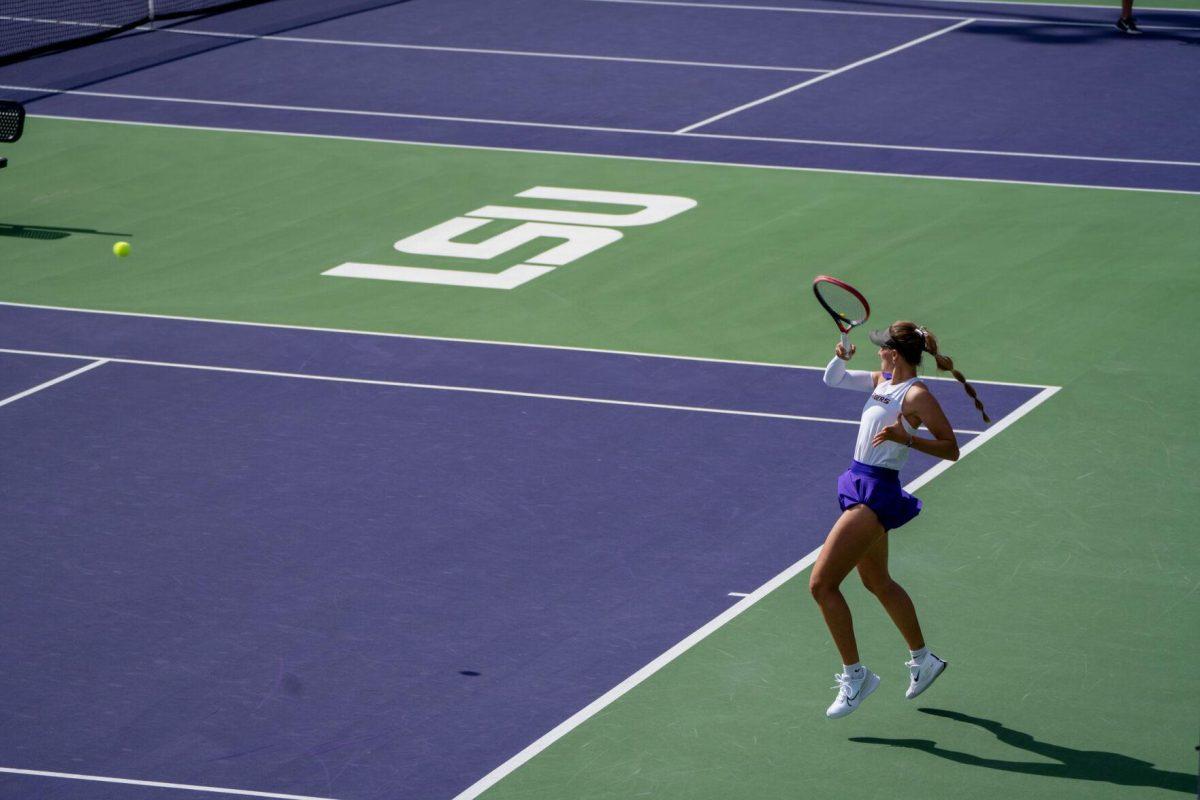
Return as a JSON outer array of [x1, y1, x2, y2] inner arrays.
[[814, 321, 990, 718]]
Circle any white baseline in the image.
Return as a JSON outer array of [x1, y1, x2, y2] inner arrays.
[[10, 87, 1198, 170]]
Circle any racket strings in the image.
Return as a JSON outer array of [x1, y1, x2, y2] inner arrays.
[[815, 282, 868, 325]]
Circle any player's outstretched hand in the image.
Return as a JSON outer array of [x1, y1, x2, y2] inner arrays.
[[836, 341, 856, 360]]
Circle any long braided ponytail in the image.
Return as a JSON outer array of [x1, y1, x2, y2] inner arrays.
[[919, 328, 991, 425], [881, 321, 991, 425]]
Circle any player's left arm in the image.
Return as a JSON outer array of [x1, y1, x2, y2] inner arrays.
[[872, 382, 960, 461]]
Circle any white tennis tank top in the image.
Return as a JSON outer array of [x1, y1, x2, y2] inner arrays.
[[853, 376, 920, 471]]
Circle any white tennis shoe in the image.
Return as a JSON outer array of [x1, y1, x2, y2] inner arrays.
[[905, 652, 947, 700], [826, 668, 880, 719]]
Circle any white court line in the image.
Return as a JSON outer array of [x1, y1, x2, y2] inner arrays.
[[150, 26, 832, 73], [26, 114, 1200, 197], [0, 15, 123, 31], [0, 359, 106, 408], [10, 88, 1200, 170], [2, 84, 654, 134], [0, 767, 339, 800], [584, 0, 1200, 28], [451, 381, 1060, 800], [0, 301, 1057, 389], [687, 131, 1200, 167], [0, 346, 987, 432], [0, 17, 829, 72], [676, 19, 974, 132]]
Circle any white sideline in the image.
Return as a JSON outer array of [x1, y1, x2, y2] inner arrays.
[[0, 767, 338, 800], [0, 346, 989, 432], [10, 87, 1199, 170], [676, 18, 975, 133], [0, 359, 106, 408], [451, 383, 1060, 799], [0, 301, 1055, 389]]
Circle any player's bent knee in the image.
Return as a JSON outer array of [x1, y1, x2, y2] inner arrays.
[[809, 574, 839, 602]]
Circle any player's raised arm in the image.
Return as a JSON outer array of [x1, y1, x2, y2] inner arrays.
[[822, 342, 877, 391]]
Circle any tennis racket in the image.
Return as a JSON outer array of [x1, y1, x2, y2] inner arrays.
[[812, 275, 870, 358]]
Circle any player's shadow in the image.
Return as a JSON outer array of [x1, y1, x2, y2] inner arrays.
[[850, 708, 1196, 794], [832, 0, 1200, 45], [0, 223, 131, 240]]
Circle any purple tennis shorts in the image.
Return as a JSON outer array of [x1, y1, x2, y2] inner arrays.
[[837, 460, 922, 531]]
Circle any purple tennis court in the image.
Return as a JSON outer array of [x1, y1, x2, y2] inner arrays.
[[0, 306, 1046, 799]]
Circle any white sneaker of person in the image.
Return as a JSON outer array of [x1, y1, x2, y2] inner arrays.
[[905, 652, 948, 700], [826, 668, 881, 719]]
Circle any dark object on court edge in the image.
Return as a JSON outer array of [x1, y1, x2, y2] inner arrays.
[[0, 100, 25, 170]]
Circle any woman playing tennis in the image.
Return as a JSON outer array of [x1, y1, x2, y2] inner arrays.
[[816, 321, 990, 718]]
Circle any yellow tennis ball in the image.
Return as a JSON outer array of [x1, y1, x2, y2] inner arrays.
[[113, 241, 131, 257]]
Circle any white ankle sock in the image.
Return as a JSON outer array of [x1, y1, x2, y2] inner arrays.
[[909, 646, 929, 662], [843, 662, 865, 679]]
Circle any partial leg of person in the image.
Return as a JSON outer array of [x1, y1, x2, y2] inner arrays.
[[810, 504, 886, 718], [810, 504, 886, 665], [1116, 0, 1141, 33], [857, 533, 948, 699], [856, 532, 924, 650]]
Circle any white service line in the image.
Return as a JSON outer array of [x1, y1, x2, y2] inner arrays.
[[11, 88, 1199, 170], [450, 377, 1059, 800], [0, 300, 1056, 389], [0, 359, 107, 408], [0, 767, 339, 800], [152, 26, 830, 73], [676, 18, 975, 133], [583, 0, 1200, 29], [0, 347, 990, 431]]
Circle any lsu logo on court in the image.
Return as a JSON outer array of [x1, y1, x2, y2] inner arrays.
[[323, 187, 697, 290]]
